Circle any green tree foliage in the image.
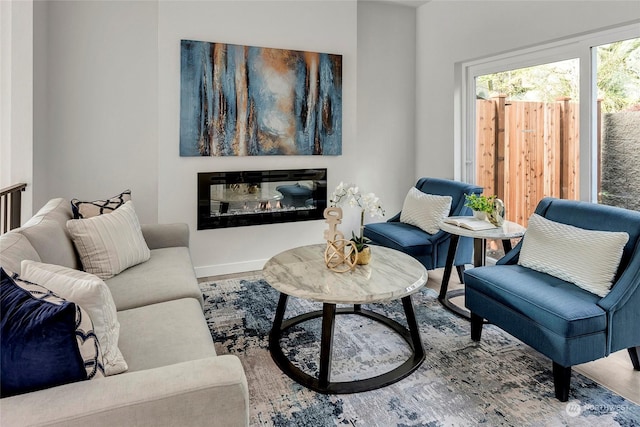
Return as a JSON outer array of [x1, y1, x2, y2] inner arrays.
[[476, 38, 640, 113], [597, 38, 640, 113]]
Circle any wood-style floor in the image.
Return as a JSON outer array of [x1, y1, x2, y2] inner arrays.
[[200, 267, 640, 405]]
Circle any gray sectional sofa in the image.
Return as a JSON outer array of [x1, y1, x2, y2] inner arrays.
[[0, 198, 249, 426]]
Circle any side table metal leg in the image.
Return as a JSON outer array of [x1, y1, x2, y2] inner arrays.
[[318, 303, 337, 388], [439, 234, 461, 300], [473, 237, 486, 267], [502, 239, 513, 253]]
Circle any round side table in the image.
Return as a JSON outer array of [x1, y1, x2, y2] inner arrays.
[[438, 218, 526, 319]]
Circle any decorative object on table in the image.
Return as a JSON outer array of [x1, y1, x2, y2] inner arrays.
[[463, 193, 494, 220], [464, 193, 505, 226], [323, 206, 356, 272], [350, 232, 371, 265], [329, 182, 384, 265], [180, 40, 342, 157], [486, 197, 505, 226], [442, 216, 497, 231]]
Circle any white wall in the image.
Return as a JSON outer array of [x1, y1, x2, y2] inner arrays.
[[33, 0, 159, 223], [416, 1, 640, 181], [158, 0, 359, 276], [1, 0, 33, 219], [33, 1, 633, 277], [357, 1, 417, 214], [29, 0, 416, 277]]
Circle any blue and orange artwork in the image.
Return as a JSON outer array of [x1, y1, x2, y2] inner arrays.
[[180, 40, 342, 156]]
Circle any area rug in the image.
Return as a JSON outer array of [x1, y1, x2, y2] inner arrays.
[[200, 276, 640, 427]]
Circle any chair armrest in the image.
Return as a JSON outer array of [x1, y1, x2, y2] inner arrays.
[[497, 240, 523, 265], [387, 212, 401, 222], [141, 223, 190, 249], [598, 248, 640, 313], [597, 245, 640, 353], [1, 356, 249, 427]]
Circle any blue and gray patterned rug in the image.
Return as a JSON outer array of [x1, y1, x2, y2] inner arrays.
[[200, 276, 640, 427]]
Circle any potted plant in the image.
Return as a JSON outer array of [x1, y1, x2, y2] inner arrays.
[[464, 193, 496, 220], [350, 232, 372, 265]]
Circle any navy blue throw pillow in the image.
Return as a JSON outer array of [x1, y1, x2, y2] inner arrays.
[[1, 268, 87, 397]]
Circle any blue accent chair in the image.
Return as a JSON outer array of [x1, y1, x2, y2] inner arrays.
[[363, 178, 483, 277], [464, 197, 640, 401]]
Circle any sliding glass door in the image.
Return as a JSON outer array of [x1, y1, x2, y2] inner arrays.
[[462, 24, 640, 228]]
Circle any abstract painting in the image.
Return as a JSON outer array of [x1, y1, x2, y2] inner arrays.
[[180, 40, 342, 156]]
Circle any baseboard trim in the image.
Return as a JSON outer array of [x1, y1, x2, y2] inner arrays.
[[195, 259, 267, 279]]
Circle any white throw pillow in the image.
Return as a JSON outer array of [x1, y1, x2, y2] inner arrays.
[[67, 201, 150, 280], [400, 188, 452, 235], [518, 213, 629, 297], [20, 260, 128, 376]]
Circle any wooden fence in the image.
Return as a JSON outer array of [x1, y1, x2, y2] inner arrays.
[[476, 96, 598, 226]]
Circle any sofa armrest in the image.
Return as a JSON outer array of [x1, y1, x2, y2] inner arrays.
[[1, 355, 249, 427], [141, 223, 190, 249]]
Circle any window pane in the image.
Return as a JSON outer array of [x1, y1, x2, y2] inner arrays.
[[475, 59, 580, 260], [475, 58, 580, 226], [597, 38, 640, 211]]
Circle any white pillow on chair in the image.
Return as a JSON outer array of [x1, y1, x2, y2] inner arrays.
[[400, 187, 452, 235], [518, 213, 629, 297]]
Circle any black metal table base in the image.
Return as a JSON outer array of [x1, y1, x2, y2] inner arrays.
[[269, 293, 425, 394], [438, 234, 513, 320]]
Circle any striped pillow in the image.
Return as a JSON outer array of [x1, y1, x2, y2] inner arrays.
[[67, 201, 150, 279]]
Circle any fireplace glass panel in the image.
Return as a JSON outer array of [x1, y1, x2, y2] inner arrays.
[[198, 169, 327, 229]]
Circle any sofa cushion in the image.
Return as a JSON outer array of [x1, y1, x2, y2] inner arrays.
[[105, 247, 203, 311], [23, 197, 74, 229], [0, 232, 41, 274], [117, 298, 215, 372], [464, 265, 606, 337], [17, 198, 80, 270], [400, 187, 452, 234], [20, 261, 127, 376], [67, 201, 151, 280], [71, 189, 132, 219], [1, 269, 103, 397], [364, 221, 434, 257], [518, 213, 629, 297]]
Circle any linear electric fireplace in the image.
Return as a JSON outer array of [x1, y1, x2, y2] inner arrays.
[[198, 169, 327, 229]]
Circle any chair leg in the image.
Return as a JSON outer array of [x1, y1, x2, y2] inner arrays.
[[470, 312, 483, 341], [629, 347, 640, 371], [552, 362, 571, 402], [456, 265, 465, 284]]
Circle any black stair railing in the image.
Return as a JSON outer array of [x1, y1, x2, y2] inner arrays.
[[0, 183, 27, 235]]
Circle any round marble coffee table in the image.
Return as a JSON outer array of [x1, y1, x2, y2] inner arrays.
[[263, 244, 428, 394]]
